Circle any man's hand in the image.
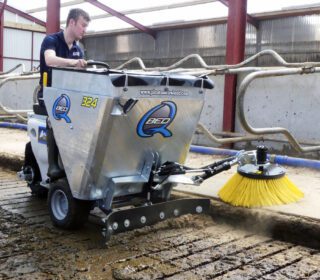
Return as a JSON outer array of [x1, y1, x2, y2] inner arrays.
[[74, 59, 87, 68]]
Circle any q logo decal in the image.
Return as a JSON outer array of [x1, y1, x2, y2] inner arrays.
[[137, 101, 177, 138], [52, 94, 71, 123]]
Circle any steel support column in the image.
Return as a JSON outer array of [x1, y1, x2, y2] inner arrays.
[[223, 0, 247, 133], [219, 0, 258, 28], [0, 8, 3, 72], [0, 0, 7, 71], [46, 0, 60, 34]]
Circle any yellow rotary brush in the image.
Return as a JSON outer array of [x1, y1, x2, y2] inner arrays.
[[218, 146, 304, 208]]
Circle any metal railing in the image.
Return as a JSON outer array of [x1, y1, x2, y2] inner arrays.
[[116, 50, 320, 153], [237, 67, 320, 153], [0, 63, 25, 76], [2, 52, 320, 153], [0, 73, 39, 121], [116, 49, 320, 74]]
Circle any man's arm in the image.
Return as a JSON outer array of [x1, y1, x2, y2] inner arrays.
[[44, 49, 87, 68]]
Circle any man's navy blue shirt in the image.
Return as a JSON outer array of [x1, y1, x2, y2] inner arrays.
[[39, 31, 83, 88]]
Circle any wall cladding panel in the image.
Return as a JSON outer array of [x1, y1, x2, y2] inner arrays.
[[4, 28, 32, 59]]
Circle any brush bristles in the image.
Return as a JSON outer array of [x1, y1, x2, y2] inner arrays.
[[218, 173, 304, 208]]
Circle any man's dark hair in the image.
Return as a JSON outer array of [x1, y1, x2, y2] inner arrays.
[[66, 8, 90, 26]]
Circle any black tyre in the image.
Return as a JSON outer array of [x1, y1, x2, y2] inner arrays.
[[24, 142, 48, 198], [48, 178, 93, 229]]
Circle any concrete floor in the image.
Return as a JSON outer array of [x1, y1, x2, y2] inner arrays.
[[0, 126, 28, 158], [0, 126, 320, 248], [1, 126, 319, 220]]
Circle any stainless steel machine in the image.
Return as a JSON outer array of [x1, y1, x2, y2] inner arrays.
[[19, 63, 249, 240]]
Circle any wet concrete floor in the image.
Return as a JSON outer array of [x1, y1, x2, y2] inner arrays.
[[0, 167, 320, 280]]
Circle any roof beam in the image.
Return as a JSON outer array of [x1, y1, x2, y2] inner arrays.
[[85, 17, 230, 36], [252, 6, 320, 20], [84, 0, 156, 39], [3, 4, 46, 27], [0, 0, 7, 18], [28, 0, 219, 15], [218, 0, 259, 28], [85, 5, 320, 37], [61, 0, 221, 23], [26, 0, 85, 14], [4, 21, 46, 32]]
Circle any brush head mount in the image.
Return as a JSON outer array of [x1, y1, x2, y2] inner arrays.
[[237, 145, 285, 179], [237, 163, 285, 179], [256, 145, 268, 165]]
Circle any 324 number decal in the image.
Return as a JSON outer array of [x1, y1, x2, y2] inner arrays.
[[81, 96, 98, 108]]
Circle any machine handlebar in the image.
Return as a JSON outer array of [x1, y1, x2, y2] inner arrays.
[[87, 61, 110, 69]]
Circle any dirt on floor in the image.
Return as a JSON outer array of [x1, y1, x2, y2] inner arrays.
[[1, 203, 320, 280], [1, 128, 320, 279], [0, 168, 320, 280]]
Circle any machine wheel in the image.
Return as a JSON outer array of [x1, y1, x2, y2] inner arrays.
[[24, 142, 47, 198], [48, 178, 93, 229]]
